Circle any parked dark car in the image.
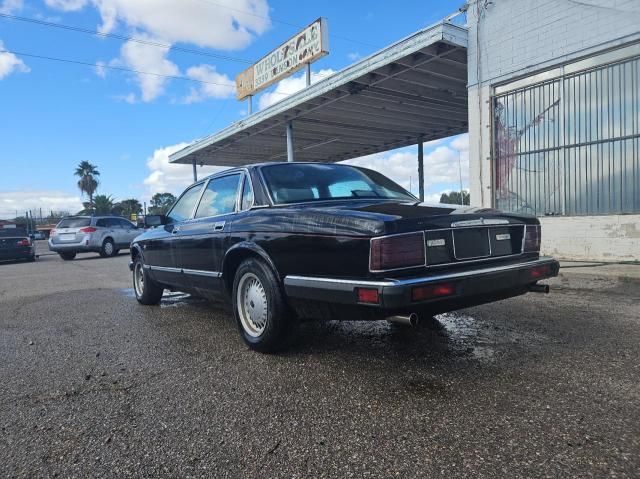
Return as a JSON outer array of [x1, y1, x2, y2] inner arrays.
[[129, 163, 559, 352], [0, 228, 36, 262]]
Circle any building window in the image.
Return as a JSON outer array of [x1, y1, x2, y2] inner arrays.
[[492, 55, 640, 216]]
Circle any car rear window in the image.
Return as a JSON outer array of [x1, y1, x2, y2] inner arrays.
[[0, 228, 27, 237], [57, 217, 91, 228]]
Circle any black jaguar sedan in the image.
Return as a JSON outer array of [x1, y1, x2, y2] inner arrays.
[[130, 162, 558, 352]]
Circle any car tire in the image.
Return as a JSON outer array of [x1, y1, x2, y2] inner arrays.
[[133, 257, 163, 305], [27, 254, 36, 262], [100, 238, 116, 258], [59, 252, 76, 261], [232, 258, 294, 353]]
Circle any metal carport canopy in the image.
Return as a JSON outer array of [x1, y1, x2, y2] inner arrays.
[[169, 22, 468, 168]]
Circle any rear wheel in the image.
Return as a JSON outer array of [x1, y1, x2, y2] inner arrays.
[[232, 258, 293, 353], [133, 257, 163, 305], [100, 238, 115, 258], [59, 252, 76, 261]]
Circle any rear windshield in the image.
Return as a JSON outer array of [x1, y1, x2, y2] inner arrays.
[[57, 217, 91, 228], [0, 228, 27, 237], [261, 163, 416, 204]]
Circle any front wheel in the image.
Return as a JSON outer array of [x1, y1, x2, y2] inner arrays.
[[232, 258, 293, 353], [133, 257, 164, 305]]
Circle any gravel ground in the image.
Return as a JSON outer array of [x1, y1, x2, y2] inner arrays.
[[0, 253, 638, 478]]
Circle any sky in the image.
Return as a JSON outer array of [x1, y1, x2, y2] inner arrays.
[[0, 0, 467, 218]]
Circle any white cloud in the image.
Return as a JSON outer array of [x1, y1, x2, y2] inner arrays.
[[0, 191, 83, 218], [44, 0, 87, 11], [342, 133, 470, 199], [183, 64, 235, 103], [0, 0, 22, 14], [347, 52, 361, 62], [42, 0, 271, 102], [143, 143, 227, 196], [52, 0, 271, 50], [94, 60, 107, 78], [0, 40, 29, 79], [117, 37, 179, 102], [258, 68, 336, 110]]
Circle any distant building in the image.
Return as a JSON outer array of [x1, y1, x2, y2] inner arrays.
[[467, 0, 639, 261], [0, 220, 17, 229]]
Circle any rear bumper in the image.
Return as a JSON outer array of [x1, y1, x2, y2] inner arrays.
[[284, 257, 560, 311], [0, 247, 34, 260], [48, 240, 98, 253]]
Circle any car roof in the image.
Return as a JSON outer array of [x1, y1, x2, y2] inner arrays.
[[196, 162, 363, 183]]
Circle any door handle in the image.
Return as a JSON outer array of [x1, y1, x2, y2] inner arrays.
[[172, 226, 180, 234], [213, 221, 225, 231]]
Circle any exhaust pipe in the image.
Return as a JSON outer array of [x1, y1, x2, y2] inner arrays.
[[387, 313, 420, 327], [528, 283, 549, 294]]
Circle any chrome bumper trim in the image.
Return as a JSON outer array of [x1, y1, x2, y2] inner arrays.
[[146, 264, 221, 278], [285, 257, 557, 289]]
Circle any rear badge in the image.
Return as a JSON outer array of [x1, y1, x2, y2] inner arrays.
[[427, 239, 446, 247], [495, 233, 511, 241]]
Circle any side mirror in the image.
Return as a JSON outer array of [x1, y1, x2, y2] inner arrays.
[[144, 215, 167, 227]]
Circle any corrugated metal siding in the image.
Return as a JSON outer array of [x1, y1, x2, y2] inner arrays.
[[492, 55, 640, 216]]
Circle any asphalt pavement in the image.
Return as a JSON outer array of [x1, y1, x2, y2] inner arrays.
[[0, 251, 638, 478]]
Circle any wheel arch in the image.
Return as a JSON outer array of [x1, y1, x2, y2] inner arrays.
[[130, 243, 144, 261], [222, 242, 280, 295]]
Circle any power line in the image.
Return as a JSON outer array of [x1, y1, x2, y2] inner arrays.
[[0, 48, 299, 96], [0, 48, 237, 88], [0, 12, 334, 82], [190, 0, 382, 49], [0, 13, 253, 64]]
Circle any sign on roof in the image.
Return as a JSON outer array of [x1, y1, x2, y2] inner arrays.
[[236, 18, 329, 100]]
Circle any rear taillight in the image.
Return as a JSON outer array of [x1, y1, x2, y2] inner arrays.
[[411, 282, 456, 302], [530, 264, 553, 279], [80, 227, 97, 233], [356, 288, 380, 304], [17, 238, 30, 246], [524, 225, 541, 252], [370, 232, 425, 271]]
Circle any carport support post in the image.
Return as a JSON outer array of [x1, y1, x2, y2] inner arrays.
[[192, 158, 198, 182], [417, 139, 424, 202], [286, 121, 294, 162]]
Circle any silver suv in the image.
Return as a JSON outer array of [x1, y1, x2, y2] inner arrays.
[[48, 216, 140, 260]]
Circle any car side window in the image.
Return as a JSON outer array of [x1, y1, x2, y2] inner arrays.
[[96, 219, 108, 227], [119, 219, 134, 229], [167, 184, 204, 223], [240, 174, 254, 211], [195, 174, 241, 218]]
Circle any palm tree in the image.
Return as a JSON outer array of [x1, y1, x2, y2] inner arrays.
[[74, 161, 100, 213], [92, 194, 115, 215], [116, 199, 142, 219]]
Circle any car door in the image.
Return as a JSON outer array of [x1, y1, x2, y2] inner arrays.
[[118, 218, 139, 247], [175, 172, 242, 296], [144, 182, 205, 286], [106, 218, 124, 247]]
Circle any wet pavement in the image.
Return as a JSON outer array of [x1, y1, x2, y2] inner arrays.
[[0, 253, 639, 478]]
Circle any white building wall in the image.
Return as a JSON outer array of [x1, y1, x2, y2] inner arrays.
[[466, 0, 640, 261]]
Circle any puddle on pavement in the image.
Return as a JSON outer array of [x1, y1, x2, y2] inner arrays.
[[436, 311, 548, 361], [120, 288, 205, 308], [435, 312, 496, 360], [309, 311, 547, 362]]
